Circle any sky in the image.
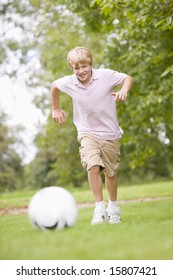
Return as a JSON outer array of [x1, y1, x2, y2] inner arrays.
[[0, 75, 46, 164], [0, 2, 48, 164]]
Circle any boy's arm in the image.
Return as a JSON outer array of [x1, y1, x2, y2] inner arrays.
[[51, 82, 67, 125], [111, 75, 134, 102]]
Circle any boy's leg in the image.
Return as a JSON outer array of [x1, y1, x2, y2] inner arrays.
[[87, 165, 103, 202], [88, 165, 107, 224], [101, 139, 121, 223], [105, 173, 118, 201], [77, 134, 106, 224], [105, 173, 121, 223]]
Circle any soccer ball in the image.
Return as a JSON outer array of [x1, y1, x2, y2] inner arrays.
[[28, 186, 78, 230]]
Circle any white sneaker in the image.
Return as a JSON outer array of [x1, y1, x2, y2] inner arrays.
[[107, 206, 121, 224], [91, 206, 107, 225]]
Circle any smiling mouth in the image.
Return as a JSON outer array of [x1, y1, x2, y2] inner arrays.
[[78, 75, 86, 80]]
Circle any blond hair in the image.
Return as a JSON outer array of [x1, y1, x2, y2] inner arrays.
[[67, 46, 93, 69]]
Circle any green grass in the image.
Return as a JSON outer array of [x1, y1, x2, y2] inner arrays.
[[0, 180, 173, 208], [0, 181, 173, 260]]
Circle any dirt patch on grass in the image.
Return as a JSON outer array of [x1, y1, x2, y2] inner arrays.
[[0, 196, 173, 216], [0, 207, 27, 215]]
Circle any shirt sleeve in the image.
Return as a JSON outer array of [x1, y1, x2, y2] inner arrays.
[[107, 69, 127, 86], [54, 75, 72, 93]]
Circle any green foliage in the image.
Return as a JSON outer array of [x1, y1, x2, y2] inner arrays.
[[85, 0, 173, 171], [0, 111, 23, 192], [1, 0, 173, 190], [0, 0, 36, 79], [30, 94, 86, 188], [27, 0, 173, 188]]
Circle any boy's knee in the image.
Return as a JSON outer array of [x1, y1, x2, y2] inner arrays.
[[88, 165, 100, 175]]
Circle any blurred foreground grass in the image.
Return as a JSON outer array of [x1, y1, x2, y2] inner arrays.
[[0, 199, 173, 260], [0, 181, 173, 260]]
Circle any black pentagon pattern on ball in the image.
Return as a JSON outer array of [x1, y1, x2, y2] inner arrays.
[[33, 220, 70, 230], [44, 221, 70, 229], [44, 221, 59, 230]]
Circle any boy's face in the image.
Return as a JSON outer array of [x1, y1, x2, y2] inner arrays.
[[72, 62, 92, 85]]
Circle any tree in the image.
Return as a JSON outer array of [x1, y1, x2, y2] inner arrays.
[[29, 0, 173, 185], [2, 0, 172, 188], [0, 111, 23, 192], [0, 0, 40, 82], [77, 0, 173, 173]]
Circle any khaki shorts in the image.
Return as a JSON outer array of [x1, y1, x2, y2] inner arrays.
[[77, 134, 121, 177]]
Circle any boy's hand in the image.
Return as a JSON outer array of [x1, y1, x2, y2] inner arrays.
[[52, 109, 67, 125], [111, 90, 128, 102]]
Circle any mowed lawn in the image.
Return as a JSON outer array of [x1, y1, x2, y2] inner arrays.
[[0, 181, 173, 260]]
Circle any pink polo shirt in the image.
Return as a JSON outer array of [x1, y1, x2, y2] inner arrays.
[[54, 68, 127, 140]]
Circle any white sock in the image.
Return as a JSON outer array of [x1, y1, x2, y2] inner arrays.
[[108, 200, 118, 209], [95, 201, 105, 210]]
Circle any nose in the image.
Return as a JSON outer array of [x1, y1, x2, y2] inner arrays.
[[78, 67, 85, 74]]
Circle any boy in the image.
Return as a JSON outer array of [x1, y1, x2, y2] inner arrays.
[[51, 46, 133, 225]]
